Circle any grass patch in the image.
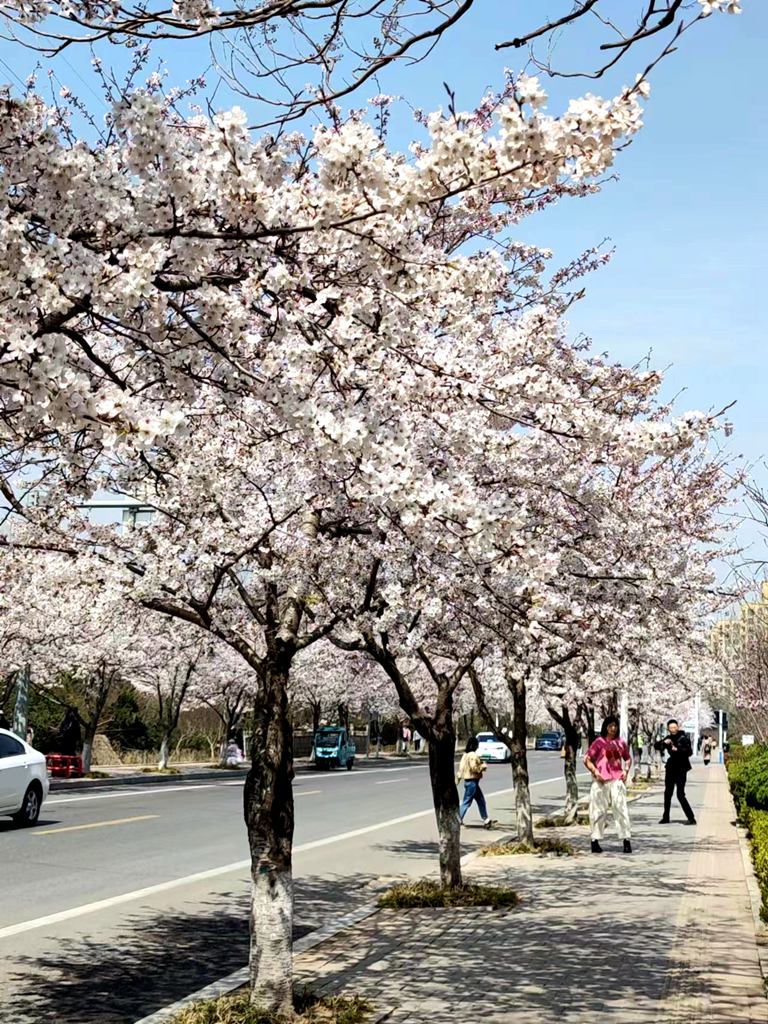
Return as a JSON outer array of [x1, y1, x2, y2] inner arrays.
[[140, 767, 181, 775], [536, 814, 585, 828], [628, 779, 653, 791], [480, 836, 576, 857], [170, 992, 372, 1024], [85, 771, 110, 779], [377, 879, 518, 910]]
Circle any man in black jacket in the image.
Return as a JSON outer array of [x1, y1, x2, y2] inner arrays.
[[658, 719, 696, 825]]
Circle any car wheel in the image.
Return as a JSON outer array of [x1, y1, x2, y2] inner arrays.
[[13, 784, 42, 827]]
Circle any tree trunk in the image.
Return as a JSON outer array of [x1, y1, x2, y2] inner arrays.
[[428, 721, 462, 887], [584, 705, 597, 745], [158, 732, 171, 770], [562, 714, 581, 824], [563, 744, 580, 823], [81, 724, 96, 774], [337, 702, 350, 734], [510, 674, 534, 847], [245, 657, 295, 1015]]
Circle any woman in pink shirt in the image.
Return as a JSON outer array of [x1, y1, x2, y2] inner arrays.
[[584, 715, 632, 855]]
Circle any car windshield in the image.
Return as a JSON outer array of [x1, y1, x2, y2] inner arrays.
[[316, 732, 341, 747], [540, 733, 560, 741], [477, 735, 497, 744]]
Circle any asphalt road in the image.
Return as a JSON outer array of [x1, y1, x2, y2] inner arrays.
[[0, 752, 578, 1024]]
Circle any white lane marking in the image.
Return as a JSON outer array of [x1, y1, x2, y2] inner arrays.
[[375, 779, 407, 785], [294, 790, 322, 797], [36, 815, 160, 836], [47, 785, 218, 806], [1, 770, 577, 939], [46, 766, 423, 804], [0, 860, 253, 940], [299, 766, 420, 779]]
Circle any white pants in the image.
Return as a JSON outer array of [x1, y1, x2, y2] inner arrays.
[[589, 778, 631, 840]]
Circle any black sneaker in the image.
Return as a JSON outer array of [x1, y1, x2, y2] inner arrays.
[[623, 839, 632, 854], [659, 818, 670, 824], [591, 840, 603, 854], [684, 819, 697, 826]]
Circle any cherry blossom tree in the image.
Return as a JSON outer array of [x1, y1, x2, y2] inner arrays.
[[0, 16, 741, 1005], [0, 549, 154, 767], [0, 1, 739, 133]]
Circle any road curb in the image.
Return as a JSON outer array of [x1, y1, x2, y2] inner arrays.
[[131, 840, 505, 1024], [50, 756, 417, 792], [49, 770, 247, 792], [132, 902, 380, 1024], [735, 821, 768, 980]]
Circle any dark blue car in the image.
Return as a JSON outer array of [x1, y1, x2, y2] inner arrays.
[[535, 731, 565, 751]]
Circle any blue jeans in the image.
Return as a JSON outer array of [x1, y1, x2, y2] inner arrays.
[[459, 780, 488, 821]]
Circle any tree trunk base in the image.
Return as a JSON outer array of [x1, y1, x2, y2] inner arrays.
[[249, 867, 295, 1016]]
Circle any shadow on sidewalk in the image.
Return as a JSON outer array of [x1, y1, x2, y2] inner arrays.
[[3, 873, 375, 1024], [305, 831, 738, 1022]]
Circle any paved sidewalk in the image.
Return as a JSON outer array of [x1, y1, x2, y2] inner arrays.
[[294, 764, 768, 1023]]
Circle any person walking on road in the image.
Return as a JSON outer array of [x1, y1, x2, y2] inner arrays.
[[0, 708, 10, 730], [457, 737, 496, 829], [708, 737, 720, 770], [658, 718, 696, 825], [584, 715, 633, 854]]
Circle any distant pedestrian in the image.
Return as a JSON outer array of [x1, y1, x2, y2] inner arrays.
[[702, 736, 714, 767], [0, 708, 10, 730], [584, 715, 632, 854], [657, 719, 696, 825], [457, 737, 495, 829], [413, 730, 422, 753], [223, 737, 243, 767], [401, 725, 411, 754], [26, 725, 35, 746]]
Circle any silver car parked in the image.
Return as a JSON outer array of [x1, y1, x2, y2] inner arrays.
[[0, 728, 49, 826]]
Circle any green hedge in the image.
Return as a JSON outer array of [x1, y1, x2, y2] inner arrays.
[[726, 744, 768, 814], [727, 745, 768, 921], [742, 806, 768, 922]]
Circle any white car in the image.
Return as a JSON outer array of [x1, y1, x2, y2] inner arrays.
[[476, 732, 512, 764], [0, 728, 49, 826]]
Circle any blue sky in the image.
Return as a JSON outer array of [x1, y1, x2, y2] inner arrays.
[[0, 2, 765, 569]]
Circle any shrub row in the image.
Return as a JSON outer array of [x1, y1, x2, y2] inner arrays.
[[726, 743, 768, 814], [741, 806, 768, 923], [727, 744, 768, 921]]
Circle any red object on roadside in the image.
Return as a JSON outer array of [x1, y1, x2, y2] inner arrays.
[[46, 754, 84, 778]]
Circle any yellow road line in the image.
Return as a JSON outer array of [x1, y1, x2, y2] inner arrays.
[[36, 815, 159, 835]]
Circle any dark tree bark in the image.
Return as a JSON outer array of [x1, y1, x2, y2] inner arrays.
[[548, 704, 581, 823], [509, 670, 534, 846], [81, 664, 119, 773], [346, 633, 480, 888], [428, 709, 462, 887], [469, 659, 533, 847]]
